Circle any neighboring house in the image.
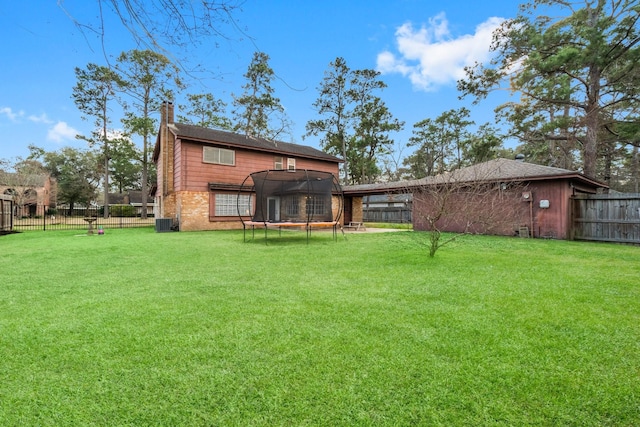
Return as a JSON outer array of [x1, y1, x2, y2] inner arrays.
[[153, 102, 342, 231], [344, 158, 608, 239], [108, 193, 127, 205], [108, 191, 155, 217], [126, 191, 155, 217], [0, 173, 57, 218]]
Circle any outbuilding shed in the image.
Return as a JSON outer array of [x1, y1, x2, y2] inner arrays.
[[344, 158, 608, 239]]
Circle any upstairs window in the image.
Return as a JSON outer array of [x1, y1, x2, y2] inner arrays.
[[203, 146, 235, 166], [274, 156, 284, 170], [287, 158, 296, 171]]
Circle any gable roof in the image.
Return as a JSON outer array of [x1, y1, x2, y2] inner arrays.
[[0, 172, 51, 188], [344, 158, 608, 194], [107, 191, 154, 205], [162, 123, 341, 163], [427, 158, 604, 184], [108, 193, 127, 204], [126, 190, 154, 205]]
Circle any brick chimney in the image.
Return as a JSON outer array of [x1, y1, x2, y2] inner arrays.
[[159, 101, 176, 204], [161, 101, 174, 125]]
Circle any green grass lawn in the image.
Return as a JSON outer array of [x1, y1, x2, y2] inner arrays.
[[1, 228, 638, 426]]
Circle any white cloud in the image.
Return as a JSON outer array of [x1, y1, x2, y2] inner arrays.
[[377, 14, 504, 91], [28, 113, 54, 124], [0, 107, 24, 122], [47, 121, 80, 142], [1, 107, 54, 125]]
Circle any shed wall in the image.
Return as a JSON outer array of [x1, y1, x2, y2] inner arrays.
[[412, 186, 530, 236], [411, 179, 581, 239], [527, 180, 573, 239]]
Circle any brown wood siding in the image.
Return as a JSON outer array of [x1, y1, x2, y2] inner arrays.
[[179, 141, 340, 191], [527, 180, 571, 239], [412, 179, 577, 239], [156, 145, 164, 195], [412, 186, 530, 236], [173, 136, 183, 191]]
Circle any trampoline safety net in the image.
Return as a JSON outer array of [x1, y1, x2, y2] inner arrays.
[[240, 169, 342, 224]]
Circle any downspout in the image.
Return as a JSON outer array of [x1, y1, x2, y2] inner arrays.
[[529, 197, 534, 238]]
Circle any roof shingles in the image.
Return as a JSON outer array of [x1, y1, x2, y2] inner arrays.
[[344, 158, 607, 193]]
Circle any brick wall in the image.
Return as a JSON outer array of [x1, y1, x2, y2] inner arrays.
[[332, 195, 345, 225], [176, 191, 216, 231], [351, 196, 363, 222]]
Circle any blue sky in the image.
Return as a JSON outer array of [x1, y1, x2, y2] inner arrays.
[[0, 0, 521, 164]]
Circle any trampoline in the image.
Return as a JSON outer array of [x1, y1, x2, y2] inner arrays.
[[238, 169, 344, 242]]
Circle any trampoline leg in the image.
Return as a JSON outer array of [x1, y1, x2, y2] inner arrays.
[[338, 224, 347, 240]]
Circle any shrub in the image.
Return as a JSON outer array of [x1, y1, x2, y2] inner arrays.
[[109, 204, 137, 217]]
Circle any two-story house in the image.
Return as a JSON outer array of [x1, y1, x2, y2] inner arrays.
[[153, 102, 342, 231], [0, 172, 57, 218]]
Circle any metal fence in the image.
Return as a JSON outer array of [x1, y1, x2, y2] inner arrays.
[[12, 205, 155, 232], [571, 193, 640, 244]]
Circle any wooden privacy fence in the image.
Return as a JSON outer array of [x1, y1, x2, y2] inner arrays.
[[363, 206, 412, 224], [571, 193, 640, 244]]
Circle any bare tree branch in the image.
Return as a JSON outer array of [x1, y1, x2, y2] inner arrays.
[[57, 0, 246, 75], [407, 162, 529, 257]]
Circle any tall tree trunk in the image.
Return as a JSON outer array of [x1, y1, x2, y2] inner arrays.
[[602, 142, 612, 186], [340, 131, 348, 184], [141, 102, 149, 220], [583, 64, 601, 179], [141, 137, 148, 220], [632, 146, 639, 193], [103, 119, 109, 219]]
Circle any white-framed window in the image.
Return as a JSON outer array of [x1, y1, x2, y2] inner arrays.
[[215, 193, 252, 216], [306, 196, 326, 216], [203, 146, 235, 166], [274, 156, 284, 170], [285, 195, 300, 216], [287, 158, 296, 171]]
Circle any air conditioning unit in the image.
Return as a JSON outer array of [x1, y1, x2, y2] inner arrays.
[[155, 218, 173, 232]]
